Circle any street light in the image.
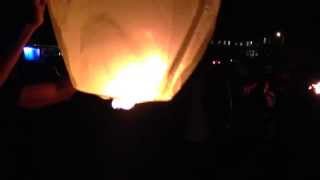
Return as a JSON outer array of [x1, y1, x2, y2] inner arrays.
[[276, 31, 282, 38]]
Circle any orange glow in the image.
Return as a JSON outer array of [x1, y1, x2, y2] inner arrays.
[[49, 0, 221, 110], [106, 51, 168, 109]]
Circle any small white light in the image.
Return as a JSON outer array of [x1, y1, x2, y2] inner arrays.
[[309, 82, 320, 95], [263, 37, 267, 44], [276, 32, 281, 38]]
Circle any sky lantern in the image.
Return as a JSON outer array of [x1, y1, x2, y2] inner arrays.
[[48, 0, 221, 110]]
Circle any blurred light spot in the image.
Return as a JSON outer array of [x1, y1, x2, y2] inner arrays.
[[263, 37, 267, 44], [23, 47, 41, 61], [276, 32, 282, 38], [310, 82, 320, 95]]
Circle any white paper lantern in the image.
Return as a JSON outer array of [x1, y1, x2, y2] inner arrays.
[[49, 0, 221, 109]]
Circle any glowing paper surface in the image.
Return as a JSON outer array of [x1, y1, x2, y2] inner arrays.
[[49, 0, 220, 108]]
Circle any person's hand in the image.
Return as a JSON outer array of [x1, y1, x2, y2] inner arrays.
[[29, 0, 47, 28]]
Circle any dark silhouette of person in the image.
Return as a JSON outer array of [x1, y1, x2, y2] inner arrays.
[[0, 1, 75, 109], [0, 1, 75, 178]]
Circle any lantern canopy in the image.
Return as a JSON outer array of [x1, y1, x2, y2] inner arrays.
[[49, 0, 221, 109]]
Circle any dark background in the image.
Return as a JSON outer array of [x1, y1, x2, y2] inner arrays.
[[3, 0, 320, 179], [36, 1, 320, 43]]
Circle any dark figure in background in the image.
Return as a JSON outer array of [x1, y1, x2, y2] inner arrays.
[[0, 1, 75, 179]]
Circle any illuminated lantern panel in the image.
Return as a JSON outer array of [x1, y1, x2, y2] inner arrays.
[[49, 0, 221, 109]]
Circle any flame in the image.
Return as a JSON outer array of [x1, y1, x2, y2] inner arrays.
[[106, 51, 168, 110], [111, 99, 136, 110]]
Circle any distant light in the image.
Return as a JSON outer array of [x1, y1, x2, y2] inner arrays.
[[212, 59, 222, 65], [230, 59, 233, 62], [227, 40, 231, 46], [263, 37, 267, 44], [250, 41, 253, 45], [309, 82, 320, 95], [276, 32, 282, 38], [239, 42, 243, 46], [23, 47, 41, 61]]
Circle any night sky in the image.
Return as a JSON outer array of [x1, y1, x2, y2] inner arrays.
[[215, 0, 319, 46], [34, 1, 319, 48]]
